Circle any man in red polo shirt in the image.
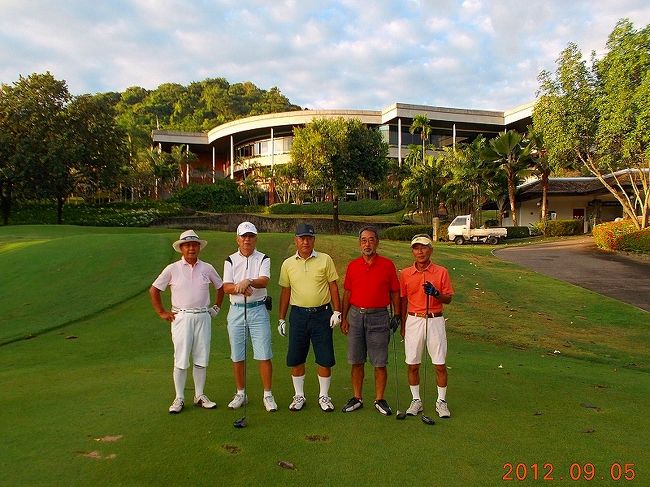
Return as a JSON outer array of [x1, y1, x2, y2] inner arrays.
[[341, 226, 401, 415], [400, 234, 454, 418]]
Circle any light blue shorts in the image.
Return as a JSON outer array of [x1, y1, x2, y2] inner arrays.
[[227, 304, 272, 361]]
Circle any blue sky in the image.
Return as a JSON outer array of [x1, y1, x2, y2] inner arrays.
[[1, 0, 649, 111]]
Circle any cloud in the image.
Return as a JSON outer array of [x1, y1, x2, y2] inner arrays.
[[1, 0, 649, 112]]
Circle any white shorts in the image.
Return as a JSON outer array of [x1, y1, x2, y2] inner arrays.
[[404, 315, 447, 365], [170, 311, 211, 369]]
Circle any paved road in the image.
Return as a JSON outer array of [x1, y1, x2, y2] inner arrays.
[[494, 237, 650, 312]]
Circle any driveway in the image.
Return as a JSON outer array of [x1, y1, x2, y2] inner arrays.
[[494, 236, 650, 312]]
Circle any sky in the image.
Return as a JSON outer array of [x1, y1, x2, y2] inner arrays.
[[1, 0, 649, 112]]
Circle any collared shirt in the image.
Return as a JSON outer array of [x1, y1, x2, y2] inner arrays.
[[278, 250, 339, 307], [399, 261, 454, 314], [152, 257, 223, 309], [344, 254, 399, 308], [223, 249, 270, 305]]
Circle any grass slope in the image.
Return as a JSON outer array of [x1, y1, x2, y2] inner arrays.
[[0, 226, 648, 486]]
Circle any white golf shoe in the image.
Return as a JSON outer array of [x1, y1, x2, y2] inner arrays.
[[436, 399, 451, 418], [168, 397, 184, 414], [289, 395, 306, 411], [406, 398, 422, 416], [263, 394, 278, 412], [228, 393, 248, 409], [318, 395, 335, 412], [193, 394, 217, 409]]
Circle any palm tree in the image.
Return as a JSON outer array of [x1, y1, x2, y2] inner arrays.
[[409, 114, 432, 164], [482, 130, 531, 227], [526, 127, 552, 223]]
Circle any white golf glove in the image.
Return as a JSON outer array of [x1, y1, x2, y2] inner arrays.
[[278, 319, 287, 337], [234, 278, 252, 294], [208, 305, 220, 318], [330, 311, 342, 328]]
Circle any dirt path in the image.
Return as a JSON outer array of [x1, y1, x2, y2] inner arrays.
[[494, 236, 650, 312]]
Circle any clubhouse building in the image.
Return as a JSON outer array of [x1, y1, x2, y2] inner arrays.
[[152, 101, 627, 231]]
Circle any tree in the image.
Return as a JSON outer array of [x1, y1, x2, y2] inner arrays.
[[290, 117, 389, 230], [526, 126, 553, 223], [533, 19, 650, 229], [409, 114, 432, 164], [401, 156, 445, 224], [481, 130, 531, 227]]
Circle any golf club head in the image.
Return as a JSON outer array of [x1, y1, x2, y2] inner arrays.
[[233, 417, 247, 429], [396, 411, 407, 420], [421, 414, 435, 425]]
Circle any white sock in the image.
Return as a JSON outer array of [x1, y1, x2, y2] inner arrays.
[[410, 385, 420, 400], [193, 365, 206, 397], [237, 388, 245, 396], [173, 367, 187, 399], [264, 390, 273, 398], [437, 386, 447, 402], [318, 375, 331, 397], [292, 375, 305, 397]]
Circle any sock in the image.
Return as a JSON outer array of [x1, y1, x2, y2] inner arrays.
[[292, 375, 305, 397], [193, 365, 206, 397], [410, 385, 420, 400], [264, 390, 273, 398], [318, 375, 331, 398], [437, 386, 447, 402], [173, 367, 187, 399], [237, 388, 245, 396]]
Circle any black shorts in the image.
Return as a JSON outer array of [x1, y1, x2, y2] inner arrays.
[[286, 305, 335, 368]]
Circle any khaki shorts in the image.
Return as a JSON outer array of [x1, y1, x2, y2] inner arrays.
[[404, 314, 447, 365]]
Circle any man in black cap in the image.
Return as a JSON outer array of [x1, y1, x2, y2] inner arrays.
[[278, 223, 342, 412]]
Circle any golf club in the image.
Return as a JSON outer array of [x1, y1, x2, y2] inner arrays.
[[393, 318, 407, 420], [233, 295, 248, 429], [421, 294, 435, 426]]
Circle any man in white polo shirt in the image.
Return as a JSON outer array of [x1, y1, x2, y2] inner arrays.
[[223, 222, 277, 412], [150, 229, 224, 414]]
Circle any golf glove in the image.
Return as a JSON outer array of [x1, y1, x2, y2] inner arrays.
[[389, 315, 401, 333], [423, 281, 440, 297], [330, 311, 342, 328], [278, 319, 287, 337], [208, 305, 220, 318]]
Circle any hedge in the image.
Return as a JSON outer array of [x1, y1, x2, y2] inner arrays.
[[505, 226, 530, 239], [171, 181, 243, 211], [269, 199, 404, 216], [593, 220, 648, 251], [381, 225, 433, 241], [530, 219, 583, 237]]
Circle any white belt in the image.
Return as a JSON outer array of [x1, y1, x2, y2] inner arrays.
[[172, 307, 209, 314]]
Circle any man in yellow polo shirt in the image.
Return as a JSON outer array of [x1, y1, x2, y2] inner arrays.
[[278, 223, 342, 412]]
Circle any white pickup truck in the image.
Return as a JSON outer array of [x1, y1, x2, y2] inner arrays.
[[447, 214, 507, 245]]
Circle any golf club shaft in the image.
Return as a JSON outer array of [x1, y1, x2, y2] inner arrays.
[[422, 295, 428, 415], [392, 326, 400, 413]]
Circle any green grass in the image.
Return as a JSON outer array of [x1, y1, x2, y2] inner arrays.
[[0, 226, 648, 486]]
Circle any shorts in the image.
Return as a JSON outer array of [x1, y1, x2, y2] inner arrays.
[[347, 306, 389, 367], [227, 304, 272, 361], [404, 314, 447, 365], [170, 311, 211, 369], [286, 305, 335, 368]]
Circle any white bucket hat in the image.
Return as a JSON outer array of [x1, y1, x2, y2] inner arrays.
[[172, 229, 207, 252]]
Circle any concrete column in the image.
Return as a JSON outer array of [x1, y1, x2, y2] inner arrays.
[[398, 118, 402, 167], [230, 136, 234, 179]]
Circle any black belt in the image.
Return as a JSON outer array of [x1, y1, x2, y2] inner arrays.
[[408, 311, 443, 318], [293, 304, 330, 313], [352, 305, 387, 315]]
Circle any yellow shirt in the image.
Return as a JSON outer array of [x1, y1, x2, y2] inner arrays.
[[279, 251, 339, 307]]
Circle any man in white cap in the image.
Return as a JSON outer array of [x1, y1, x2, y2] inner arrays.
[[150, 229, 224, 414], [399, 234, 454, 419], [222, 221, 277, 412]]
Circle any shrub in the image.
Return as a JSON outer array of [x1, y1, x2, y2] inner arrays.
[[506, 226, 530, 239], [593, 220, 642, 250], [269, 199, 404, 216], [618, 228, 650, 252], [530, 219, 583, 237], [171, 181, 243, 211], [381, 225, 432, 241]]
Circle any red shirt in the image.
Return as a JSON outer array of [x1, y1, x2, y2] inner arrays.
[[344, 254, 400, 308], [400, 262, 454, 314]]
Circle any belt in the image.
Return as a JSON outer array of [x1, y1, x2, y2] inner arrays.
[[293, 304, 330, 313], [231, 300, 266, 309], [172, 307, 208, 314], [352, 305, 387, 315], [408, 311, 443, 318]]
